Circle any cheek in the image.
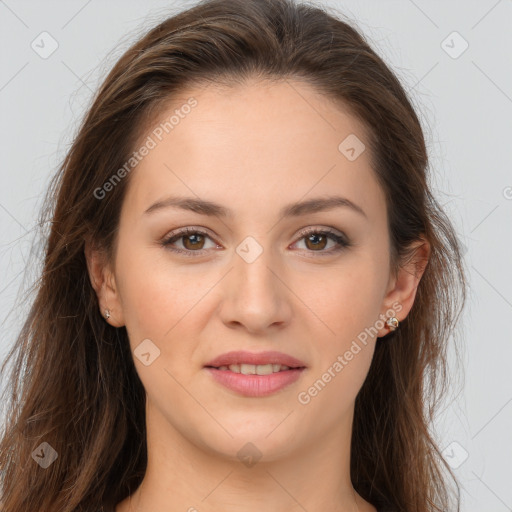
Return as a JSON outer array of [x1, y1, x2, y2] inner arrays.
[[114, 240, 193, 345], [294, 266, 383, 420], [296, 254, 386, 396], [307, 258, 385, 341], [114, 239, 223, 377]]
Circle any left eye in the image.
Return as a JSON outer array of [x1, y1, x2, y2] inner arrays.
[[161, 227, 350, 257], [293, 230, 346, 252]]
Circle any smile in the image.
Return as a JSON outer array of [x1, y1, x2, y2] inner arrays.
[[215, 363, 292, 374]]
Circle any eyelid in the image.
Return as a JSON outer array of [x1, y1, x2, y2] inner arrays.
[[294, 225, 347, 243]]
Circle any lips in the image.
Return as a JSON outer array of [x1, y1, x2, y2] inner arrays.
[[204, 350, 307, 397], [204, 350, 306, 369]]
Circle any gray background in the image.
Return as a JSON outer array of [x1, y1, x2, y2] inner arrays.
[[1, 1, 511, 510]]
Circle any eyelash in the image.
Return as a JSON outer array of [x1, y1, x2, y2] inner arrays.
[[160, 226, 351, 258]]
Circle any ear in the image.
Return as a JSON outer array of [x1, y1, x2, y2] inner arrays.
[[84, 239, 125, 327], [377, 238, 430, 337]]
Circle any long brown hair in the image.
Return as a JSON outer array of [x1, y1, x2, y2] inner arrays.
[[0, 0, 467, 510]]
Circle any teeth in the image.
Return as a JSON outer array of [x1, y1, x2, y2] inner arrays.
[[240, 364, 256, 375], [256, 364, 273, 375], [218, 363, 292, 374]]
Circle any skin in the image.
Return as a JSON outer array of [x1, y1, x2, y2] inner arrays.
[[86, 78, 429, 512]]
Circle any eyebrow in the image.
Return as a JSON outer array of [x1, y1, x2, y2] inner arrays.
[[143, 195, 367, 219]]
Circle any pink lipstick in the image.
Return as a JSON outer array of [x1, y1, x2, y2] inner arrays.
[[204, 350, 307, 397]]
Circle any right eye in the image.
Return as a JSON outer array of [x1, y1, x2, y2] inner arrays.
[[160, 227, 220, 257]]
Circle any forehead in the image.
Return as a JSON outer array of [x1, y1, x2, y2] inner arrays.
[[123, 78, 385, 222]]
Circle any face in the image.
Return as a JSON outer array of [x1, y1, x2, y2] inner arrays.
[[94, 79, 409, 462]]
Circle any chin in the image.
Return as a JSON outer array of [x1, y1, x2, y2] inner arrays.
[[192, 417, 300, 464]]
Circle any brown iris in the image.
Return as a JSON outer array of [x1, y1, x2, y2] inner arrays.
[[304, 233, 328, 251], [182, 233, 206, 250]]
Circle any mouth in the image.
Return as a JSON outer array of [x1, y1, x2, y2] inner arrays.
[[204, 351, 307, 397], [204, 350, 307, 369], [207, 363, 300, 375]]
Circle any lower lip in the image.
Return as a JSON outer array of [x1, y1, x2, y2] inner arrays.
[[205, 367, 306, 397]]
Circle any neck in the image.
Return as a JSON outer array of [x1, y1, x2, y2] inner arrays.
[[119, 400, 374, 512]]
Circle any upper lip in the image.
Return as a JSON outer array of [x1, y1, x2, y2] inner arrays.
[[205, 351, 307, 369]]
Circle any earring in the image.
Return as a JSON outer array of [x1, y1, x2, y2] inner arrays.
[[386, 317, 399, 331], [104, 309, 111, 320]]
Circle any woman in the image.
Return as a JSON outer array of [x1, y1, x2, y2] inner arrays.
[[0, 0, 467, 511]]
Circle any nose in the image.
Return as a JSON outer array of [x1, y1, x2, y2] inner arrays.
[[218, 240, 293, 335]]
